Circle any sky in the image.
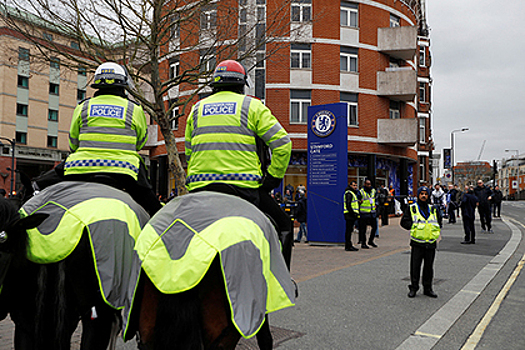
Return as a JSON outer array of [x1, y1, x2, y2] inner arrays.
[[426, 0, 525, 170]]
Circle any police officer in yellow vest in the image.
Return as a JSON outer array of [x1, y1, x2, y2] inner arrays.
[[63, 62, 161, 215], [185, 60, 293, 266], [343, 181, 361, 251], [401, 186, 442, 298], [358, 179, 378, 249]]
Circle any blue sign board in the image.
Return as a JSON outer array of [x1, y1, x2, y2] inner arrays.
[[307, 103, 348, 244]]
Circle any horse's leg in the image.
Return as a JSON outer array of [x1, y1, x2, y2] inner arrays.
[[255, 316, 273, 350], [137, 276, 159, 349], [80, 303, 121, 350]]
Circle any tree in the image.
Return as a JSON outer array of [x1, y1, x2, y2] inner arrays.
[[2, 0, 306, 196]]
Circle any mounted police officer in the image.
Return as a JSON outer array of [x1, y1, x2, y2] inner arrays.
[[401, 186, 443, 298], [343, 181, 360, 251], [185, 60, 293, 266], [34, 62, 161, 215]]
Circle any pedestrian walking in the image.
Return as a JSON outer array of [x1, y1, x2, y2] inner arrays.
[[358, 179, 378, 249], [431, 184, 446, 219], [294, 190, 308, 243], [343, 181, 361, 251], [460, 185, 478, 244], [401, 186, 442, 298], [492, 185, 503, 218], [474, 179, 493, 233], [446, 184, 458, 224]]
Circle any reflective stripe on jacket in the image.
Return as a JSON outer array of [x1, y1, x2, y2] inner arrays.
[[185, 91, 291, 190], [359, 188, 376, 214], [344, 190, 359, 215], [64, 95, 148, 180], [409, 203, 441, 244], [131, 191, 295, 339]]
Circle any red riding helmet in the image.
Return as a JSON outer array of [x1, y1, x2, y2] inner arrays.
[[211, 60, 249, 87]]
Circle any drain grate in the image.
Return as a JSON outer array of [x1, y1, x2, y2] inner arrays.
[[236, 326, 305, 349]]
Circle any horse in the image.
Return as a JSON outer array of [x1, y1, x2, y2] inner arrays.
[[0, 181, 149, 349], [123, 191, 295, 350]]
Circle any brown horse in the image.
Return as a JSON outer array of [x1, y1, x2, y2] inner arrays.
[[124, 192, 295, 350]]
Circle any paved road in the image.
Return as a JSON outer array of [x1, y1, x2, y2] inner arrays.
[[1, 202, 523, 349]]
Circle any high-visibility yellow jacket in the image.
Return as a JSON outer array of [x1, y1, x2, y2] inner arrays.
[[344, 189, 360, 216], [185, 91, 291, 191], [409, 203, 441, 244], [64, 94, 148, 180], [359, 188, 376, 214]]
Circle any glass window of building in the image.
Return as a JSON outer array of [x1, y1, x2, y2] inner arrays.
[[340, 2, 358, 27], [16, 103, 28, 117], [292, 0, 311, 22], [50, 58, 60, 69], [419, 82, 426, 102], [18, 75, 29, 88], [340, 92, 358, 126], [77, 89, 86, 101], [291, 44, 311, 69], [47, 136, 57, 148], [19, 47, 29, 61], [290, 90, 311, 124], [389, 100, 400, 119], [340, 47, 358, 72], [419, 118, 426, 143], [48, 109, 59, 121], [50, 83, 60, 95], [200, 6, 217, 30], [16, 132, 27, 144], [390, 14, 400, 27], [419, 46, 426, 66]]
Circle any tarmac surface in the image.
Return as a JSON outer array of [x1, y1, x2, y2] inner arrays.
[[0, 203, 522, 349]]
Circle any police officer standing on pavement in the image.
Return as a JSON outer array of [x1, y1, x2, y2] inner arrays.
[[185, 60, 293, 265], [474, 179, 493, 233], [358, 179, 378, 249], [343, 181, 361, 251], [401, 186, 442, 298], [36, 62, 162, 215]]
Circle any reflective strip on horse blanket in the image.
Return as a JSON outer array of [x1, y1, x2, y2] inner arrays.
[[20, 181, 149, 313], [127, 191, 295, 339]]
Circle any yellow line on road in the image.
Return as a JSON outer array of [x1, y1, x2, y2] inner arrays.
[[460, 226, 525, 350]]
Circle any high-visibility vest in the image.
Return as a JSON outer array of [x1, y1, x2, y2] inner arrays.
[[344, 190, 359, 215], [409, 203, 441, 244], [64, 94, 148, 180], [19, 181, 149, 312], [185, 91, 291, 191], [132, 191, 295, 339], [359, 188, 376, 214]]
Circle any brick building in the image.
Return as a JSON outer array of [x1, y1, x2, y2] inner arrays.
[[148, 0, 433, 198]]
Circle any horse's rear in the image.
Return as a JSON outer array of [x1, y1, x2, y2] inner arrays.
[[128, 191, 295, 350], [8, 181, 149, 349]]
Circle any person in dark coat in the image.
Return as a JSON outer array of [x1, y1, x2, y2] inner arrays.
[[460, 185, 479, 244], [343, 181, 361, 251], [401, 186, 443, 298], [474, 179, 493, 233], [492, 185, 503, 218], [294, 190, 307, 243], [446, 184, 458, 224]]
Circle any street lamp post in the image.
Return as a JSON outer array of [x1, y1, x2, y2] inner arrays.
[[450, 127, 469, 185], [506, 149, 519, 200], [0, 137, 16, 198]]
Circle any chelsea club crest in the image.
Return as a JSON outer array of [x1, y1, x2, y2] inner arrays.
[[311, 110, 336, 138]]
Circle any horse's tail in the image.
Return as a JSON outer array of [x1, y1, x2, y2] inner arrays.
[[154, 288, 203, 350], [35, 261, 68, 350]]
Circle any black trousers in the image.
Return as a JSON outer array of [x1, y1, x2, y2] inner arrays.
[[358, 216, 377, 245], [478, 204, 492, 230], [463, 217, 476, 242], [493, 202, 501, 217], [448, 204, 456, 223], [409, 245, 436, 291], [345, 216, 357, 249]]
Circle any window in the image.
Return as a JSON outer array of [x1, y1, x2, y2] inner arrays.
[[419, 82, 426, 102], [169, 102, 180, 130], [340, 47, 358, 72], [255, 52, 266, 100], [419, 156, 426, 181], [390, 14, 400, 27], [48, 109, 58, 121], [16, 132, 27, 144], [19, 47, 29, 61], [169, 61, 180, 79], [200, 52, 216, 74], [77, 89, 86, 101], [341, 92, 358, 126], [16, 103, 28, 117], [389, 100, 400, 119], [170, 13, 180, 39], [78, 66, 87, 76], [290, 44, 311, 69], [291, 0, 311, 22], [43, 33, 53, 41], [340, 2, 358, 28], [419, 46, 426, 66], [200, 6, 217, 30], [290, 90, 311, 124], [419, 118, 426, 143], [256, 23, 266, 46], [50, 58, 60, 69], [71, 41, 80, 50], [18, 75, 29, 88], [50, 83, 59, 95], [47, 136, 57, 148]]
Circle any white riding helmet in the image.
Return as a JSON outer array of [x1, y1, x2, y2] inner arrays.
[[91, 62, 128, 89]]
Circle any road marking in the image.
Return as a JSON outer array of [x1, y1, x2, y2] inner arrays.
[[460, 250, 525, 350], [414, 331, 441, 339]]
